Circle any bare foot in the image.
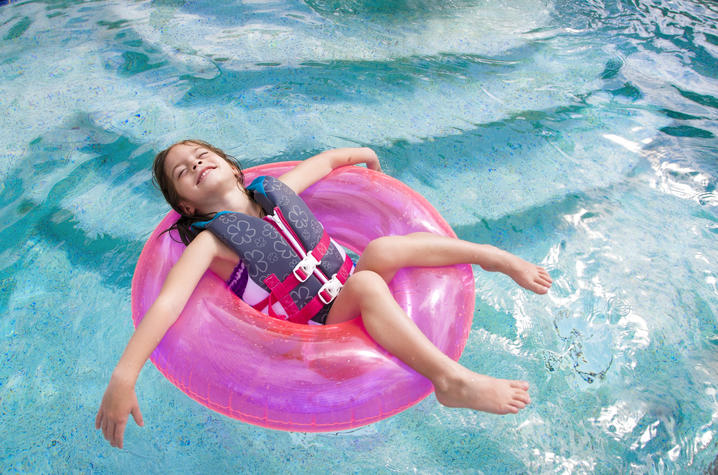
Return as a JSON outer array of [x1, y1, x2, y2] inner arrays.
[[505, 255, 553, 294], [434, 368, 531, 414]]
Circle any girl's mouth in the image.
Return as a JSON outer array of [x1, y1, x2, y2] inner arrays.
[[196, 167, 214, 185]]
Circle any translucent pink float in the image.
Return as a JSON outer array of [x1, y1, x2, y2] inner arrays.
[[131, 163, 475, 432]]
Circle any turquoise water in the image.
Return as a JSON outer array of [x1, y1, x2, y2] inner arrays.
[[1, 0, 717, 472]]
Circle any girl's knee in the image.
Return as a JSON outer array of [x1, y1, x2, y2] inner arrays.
[[344, 270, 388, 296], [327, 270, 393, 324], [362, 236, 404, 266], [364, 236, 395, 257]]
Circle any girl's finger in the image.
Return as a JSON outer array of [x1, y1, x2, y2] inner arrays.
[[102, 419, 110, 441], [114, 422, 126, 449], [108, 422, 118, 447], [131, 405, 144, 427], [95, 410, 102, 429]]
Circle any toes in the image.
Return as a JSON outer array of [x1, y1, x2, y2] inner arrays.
[[531, 275, 552, 293], [506, 398, 527, 413], [536, 267, 552, 281], [508, 381, 531, 406], [531, 282, 548, 294], [515, 391, 531, 405]]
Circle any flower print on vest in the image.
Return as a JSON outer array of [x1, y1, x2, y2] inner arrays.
[[287, 204, 309, 229], [262, 224, 280, 239], [290, 285, 313, 304], [316, 245, 340, 276], [244, 249, 268, 278], [264, 176, 281, 192], [309, 219, 323, 237], [218, 213, 238, 225], [227, 219, 256, 245], [265, 178, 292, 207], [324, 244, 340, 262], [273, 240, 294, 260]]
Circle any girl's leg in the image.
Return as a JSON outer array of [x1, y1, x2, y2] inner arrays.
[[357, 232, 552, 293], [326, 270, 531, 415]]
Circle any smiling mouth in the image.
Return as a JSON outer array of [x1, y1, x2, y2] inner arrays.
[[196, 167, 214, 185]]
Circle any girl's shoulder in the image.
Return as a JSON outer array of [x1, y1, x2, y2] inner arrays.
[[189, 229, 238, 262]]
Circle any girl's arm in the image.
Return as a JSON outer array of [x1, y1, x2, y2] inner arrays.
[[278, 147, 381, 194], [95, 231, 224, 449]]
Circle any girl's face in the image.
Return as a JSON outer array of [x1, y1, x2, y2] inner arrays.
[[164, 142, 242, 215]]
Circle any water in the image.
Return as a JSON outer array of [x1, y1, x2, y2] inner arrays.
[[1, 0, 717, 472]]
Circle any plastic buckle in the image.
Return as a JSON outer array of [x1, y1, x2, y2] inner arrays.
[[293, 254, 320, 282], [318, 275, 343, 305]]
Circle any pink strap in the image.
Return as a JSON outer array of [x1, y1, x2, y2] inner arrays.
[[334, 253, 353, 283], [251, 295, 270, 313], [260, 230, 332, 315], [288, 254, 354, 325], [263, 274, 300, 316], [310, 230, 331, 261], [256, 231, 352, 324]]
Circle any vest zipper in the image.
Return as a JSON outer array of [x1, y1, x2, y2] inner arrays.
[[264, 211, 330, 285]]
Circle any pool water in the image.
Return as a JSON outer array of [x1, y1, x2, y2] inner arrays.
[[1, 0, 717, 472]]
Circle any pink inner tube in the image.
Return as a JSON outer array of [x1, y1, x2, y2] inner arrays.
[[131, 163, 475, 432]]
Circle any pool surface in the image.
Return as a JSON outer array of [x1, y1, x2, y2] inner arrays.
[[1, 0, 717, 472]]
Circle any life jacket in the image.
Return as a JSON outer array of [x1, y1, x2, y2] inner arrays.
[[192, 175, 354, 324]]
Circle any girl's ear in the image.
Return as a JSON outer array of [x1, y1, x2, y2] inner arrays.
[[179, 201, 195, 215]]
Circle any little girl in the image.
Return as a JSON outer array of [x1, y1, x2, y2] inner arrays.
[[96, 140, 552, 448]]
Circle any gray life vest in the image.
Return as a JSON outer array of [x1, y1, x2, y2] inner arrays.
[[192, 175, 353, 324]]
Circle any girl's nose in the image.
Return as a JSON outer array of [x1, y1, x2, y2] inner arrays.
[[193, 160, 202, 170]]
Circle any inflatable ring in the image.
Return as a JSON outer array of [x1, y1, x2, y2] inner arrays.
[[131, 163, 475, 432]]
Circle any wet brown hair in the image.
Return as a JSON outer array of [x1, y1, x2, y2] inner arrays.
[[152, 139, 246, 245]]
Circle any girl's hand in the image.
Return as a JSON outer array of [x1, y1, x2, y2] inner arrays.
[[95, 373, 144, 449], [362, 148, 382, 172]]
